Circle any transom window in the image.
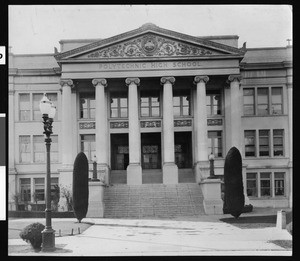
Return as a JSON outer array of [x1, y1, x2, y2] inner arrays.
[[110, 92, 128, 118], [79, 93, 95, 119], [206, 92, 221, 116], [243, 87, 283, 116], [207, 131, 223, 158], [80, 134, 96, 162]]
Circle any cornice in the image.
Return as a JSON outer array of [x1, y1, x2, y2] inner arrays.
[[240, 61, 292, 70], [9, 68, 61, 76]]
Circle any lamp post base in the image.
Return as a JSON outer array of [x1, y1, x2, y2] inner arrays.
[[42, 228, 55, 252]]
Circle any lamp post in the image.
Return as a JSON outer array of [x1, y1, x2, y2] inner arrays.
[[92, 155, 99, 181], [39, 94, 56, 251], [208, 152, 216, 179]]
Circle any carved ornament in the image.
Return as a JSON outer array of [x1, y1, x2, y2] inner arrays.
[[194, 75, 209, 84], [174, 119, 192, 127], [140, 121, 161, 128], [160, 76, 175, 85], [125, 78, 140, 86], [110, 121, 129, 129], [79, 122, 95, 129], [92, 78, 107, 87]]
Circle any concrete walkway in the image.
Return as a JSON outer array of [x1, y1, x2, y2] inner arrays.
[[8, 212, 292, 256]]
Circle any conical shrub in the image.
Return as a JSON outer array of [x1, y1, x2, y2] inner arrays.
[[72, 152, 89, 222], [223, 147, 245, 218]]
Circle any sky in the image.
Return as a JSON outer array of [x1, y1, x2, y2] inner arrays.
[[8, 5, 292, 54]]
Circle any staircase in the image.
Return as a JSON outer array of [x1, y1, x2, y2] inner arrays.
[[103, 183, 205, 219]]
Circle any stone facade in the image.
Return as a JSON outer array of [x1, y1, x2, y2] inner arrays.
[[8, 24, 292, 211]]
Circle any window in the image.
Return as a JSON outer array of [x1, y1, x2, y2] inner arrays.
[[19, 135, 31, 163], [19, 93, 58, 121], [50, 177, 59, 201], [81, 134, 96, 162], [246, 173, 257, 197], [20, 178, 31, 202], [206, 93, 221, 115], [273, 129, 284, 156], [271, 87, 283, 115], [79, 93, 95, 119], [274, 172, 285, 196], [110, 93, 128, 118], [257, 88, 269, 115], [50, 135, 59, 163], [19, 94, 30, 121], [243, 87, 283, 116], [243, 88, 255, 115], [260, 172, 271, 196], [207, 131, 222, 157], [259, 130, 270, 156], [140, 91, 160, 117], [244, 130, 256, 157], [34, 178, 45, 201], [33, 135, 45, 163], [173, 90, 191, 117]]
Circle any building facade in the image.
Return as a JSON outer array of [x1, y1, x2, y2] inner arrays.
[[8, 23, 293, 212]]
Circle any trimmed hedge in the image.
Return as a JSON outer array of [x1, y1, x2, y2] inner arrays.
[[19, 222, 45, 249], [72, 152, 89, 223], [8, 211, 74, 218], [223, 147, 245, 219]]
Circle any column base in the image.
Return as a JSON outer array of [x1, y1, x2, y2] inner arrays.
[[42, 228, 55, 251], [86, 181, 105, 218], [127, 164, 142, 185], [163, 163, 178, 184], [97, 164, 110, 185], [195, 161, 210, 183], [200, 178, 223, 214]]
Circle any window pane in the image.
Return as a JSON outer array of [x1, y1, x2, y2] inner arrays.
[[141, 107, 149, 117], [182, 106, 189, 116], [111, 98, 118, 108], [141, 97, 149, 107], [173, 97, 180, 106], [151, 97, 159, 106], [19, 94, 30, 121], [182, 96, 189, 106], [247, 173, 257, 179], [271, 87, 282, 103], [111, 108, 118, 118], [120, 108, 127, 118], [120, 98, 127, 107], [33, 94, 43, 120], [90, 108, 95, 119], [257, 105, 268, 115], [261, 172, 270, 179], [20, 136, 31, 163], [272, 105, 283, 115], [151, 107, 160, 117], [257, 88, 268, 103], [173, 107, 180, 116]]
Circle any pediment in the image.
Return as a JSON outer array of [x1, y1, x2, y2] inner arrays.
[[55, 23, 244, 62]]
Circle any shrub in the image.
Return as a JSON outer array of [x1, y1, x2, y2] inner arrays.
[[223, 147, 245, 219], [72, 152, 89, 223], [19, 222, 45, 249]]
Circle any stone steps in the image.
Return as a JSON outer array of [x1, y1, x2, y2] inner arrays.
[[103, 183, 205, 219]]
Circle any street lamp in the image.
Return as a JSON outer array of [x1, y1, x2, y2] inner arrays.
[[39, 94, 56, 251], [92, 155, 99, 181], [208, 152, 216, 179]]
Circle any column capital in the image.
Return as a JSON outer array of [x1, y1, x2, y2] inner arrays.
[[194, 75, 209, 85], [227, 74, 242, 83], [92, 78, 107, 87], [59, 79, 74, 87], [125, 77, 140, 86], [160, 76, 175, 85]]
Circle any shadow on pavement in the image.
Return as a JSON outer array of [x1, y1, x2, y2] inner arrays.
[[220, 215, 276, 229]]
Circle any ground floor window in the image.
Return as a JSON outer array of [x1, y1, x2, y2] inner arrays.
[[246, 171, 286, 198], [80, 134, 96, 162], [207, 131, 223, 158], [20, 178, 31, 202]]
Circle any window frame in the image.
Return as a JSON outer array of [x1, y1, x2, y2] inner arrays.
[[140, 96, 160, 118], [273, 129, 284, 157], [244, 130, 256, 157], [206, 92, 222, 116], [80, 134, 96, 162], [79, 93, 96, 119], [110, 93, 128, 119], [20, 178, 31, 203], [243, 88, 255, 115], [246, 173, 258, 197], [207, 131, 223, 158], [259, 129, 270, 157]]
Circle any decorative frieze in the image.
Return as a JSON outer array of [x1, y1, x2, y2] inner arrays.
[[110, 121, 129, 129], [207, 119, 223, 126], [174, 119, 192, 127], [140, 121, 161, 128], [79, 122, 95, 129]]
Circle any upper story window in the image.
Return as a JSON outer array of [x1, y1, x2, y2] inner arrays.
[[206, 92, 221, 116], [140, 90, 160, 117], [79, 93, 95, 119], [110, 92, 128, 118], [259, 130, 270, 157], [207, 131, 223, 158], [273, 129, 284, 156], [19, 93, 58, 121], [19, 135, 31, 163], [243, 87, 283, 116], [173, 90, 191, 117]]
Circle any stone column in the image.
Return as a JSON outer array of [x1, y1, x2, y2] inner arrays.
[[125, 78, 142, 185], [287, 83, 293, 207], [58, 79, 74, 211], [161, 76, 178, 184], [227, 75, 249, 203], [92, 79, 109, 184], [194, 76, 210, 182]]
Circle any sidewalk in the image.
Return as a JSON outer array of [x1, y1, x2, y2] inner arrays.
[[8, 208, 292, 256]]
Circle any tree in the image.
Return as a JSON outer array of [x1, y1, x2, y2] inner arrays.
[[72, 152, 89, 222], [223, 147, 245, 218]]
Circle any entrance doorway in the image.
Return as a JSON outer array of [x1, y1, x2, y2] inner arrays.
[[141, 132, 162, 183], [175, 131, 194, 183], [110, 133, 129, 184]]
